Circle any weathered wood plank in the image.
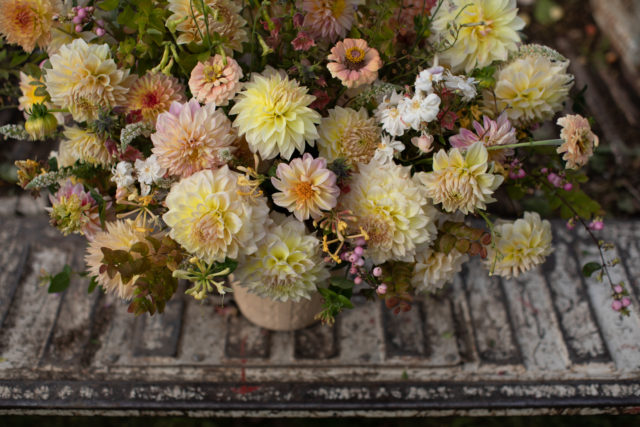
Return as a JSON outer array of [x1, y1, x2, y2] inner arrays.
[[421, 294, 461, 366], [0, 221, 28, 329], [294, 321, 338, 359], [177, 297, 229, 364], [93, 295, 136, 366], [225, 314, 270, 359], [382, 300, 428, 358], [461, 259, 522, 365], [132, 291, 185, 358], [336, 297, 384, 363]]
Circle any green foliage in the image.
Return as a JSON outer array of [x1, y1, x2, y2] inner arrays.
[[46, 265, 73, 293], [315, 275, 356, 325], [582, 262, 602, 278]]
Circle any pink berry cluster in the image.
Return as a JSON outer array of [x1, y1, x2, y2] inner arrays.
[[332, 238, 388, 295], [508, 159, 526, 179], [611, 284, 632, 313], [541, 167, 573, 191], [69, 6, 106, 37]]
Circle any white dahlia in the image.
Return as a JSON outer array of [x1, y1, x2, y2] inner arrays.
[[432, 0, 525, 73], [412, 247, 468, 294], [163, 166, 270, 263], [341, 160, 438, 264], [233, 213, 330, 302], [230, 69, 321, 160], [486, 211, 553, 278], [45, 38, 134, 122]]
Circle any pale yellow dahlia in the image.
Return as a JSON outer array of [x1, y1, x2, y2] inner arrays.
[[189, 55, 242, 106], [557, 114, 599, 169], [301, 0, 363, 41], [486, 53, 573, 125], [151, 99, 236, 177], [415, 141, 503, 214], [167, 0, 247, 52], [0, 0, 61, 52], [85, 220, 148, 300], [124, 72, 186, 125], [57, 126, 111, 167], [412, 247, 468, 294], [486, 211, 552, 278], [272, 153, 339, 221], [230, 69, 321, 160], [341, 160, 438, 264], [18, 72, 62, 123], [45, 38, 134, 122], [234, 213, 329, 302], [317, 106, 381, 167], [163, 166, 270, 263], [432, 0, 524, 73]]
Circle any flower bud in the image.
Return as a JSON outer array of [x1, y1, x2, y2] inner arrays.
[[25, 105, 58, 140]]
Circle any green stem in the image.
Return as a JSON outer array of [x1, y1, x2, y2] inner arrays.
[[47, 108, 69, 113], [486, 139, 563, 151]]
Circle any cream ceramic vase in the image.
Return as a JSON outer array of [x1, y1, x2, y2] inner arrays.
[[232, 283, 324, 331]]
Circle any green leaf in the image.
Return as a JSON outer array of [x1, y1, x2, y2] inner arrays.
[[330, 277, 355, 290], [97, 0, 120, 11], [88, 276, 99, 293], [9, 53, 29, 68], [130, 241, 149, 256], [48, 265, 72, 293], [582, 262, 602, 278], [337, 295, 354, 309]]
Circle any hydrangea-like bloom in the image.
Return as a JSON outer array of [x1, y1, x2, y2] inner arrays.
[[327, 38, 382, 89], [317, 106, 381, 166], [233, 213, 330, 302], [412, 247, 468, 294], [151, 99, 235, 177], [124, 72, 185, 125], [375, 91, 409, 137], [416, 141, 503, 214], [57, 127, 112, 168], [189, 55, 242, 106], [301, 0, 363, 41], [163, 166, 270, 263], [230, 69, 321, 160], [557, 114, 599, 169], [487, 53, 573, 125], [486, 211, 553, 278], [432, 0, 524, 73], [85, 220, 148, 300], [47, 179, 102, 239], [450, 112, 516, 163], [0, 0, 61, 52], [167, 0, 247, 52], [272, 153, 339, 221], [341, 160, 438, 264], [398, 93, 441, 130], [45, 39, 134, 122]]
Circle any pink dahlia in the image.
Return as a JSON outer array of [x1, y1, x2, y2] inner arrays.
[[327, 38, 382, 89], [301, 0, 363, 41], [271, 153, 339, 221], [151, 99, 236, 178], [188, 55, 243, 107], [124, 72, 186, 125], [450, 112, 516, 163], [557, 114, 599, 169], [47, 179, 103, 240]]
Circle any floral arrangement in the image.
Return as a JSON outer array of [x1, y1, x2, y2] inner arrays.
[[2, 0, 629, 322]]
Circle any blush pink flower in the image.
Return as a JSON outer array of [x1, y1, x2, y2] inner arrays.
[[151, 99, 235, 178], [302, 0, 363, 41], [188, 55, 242, 107], [327, 38, 382, 89], [292, 31, 316, 51], [556, 114, 599, 169], [47, 179, 103, 240], [450, 112, 516, 163], [124, 72, 186, 125], [271, 153, 339, 221]]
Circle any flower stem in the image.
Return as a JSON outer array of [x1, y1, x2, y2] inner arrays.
[[487, 139, 563, 151]]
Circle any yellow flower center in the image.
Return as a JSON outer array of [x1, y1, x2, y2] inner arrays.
[[294, 181, 314, 202], [203, 63, 225, 83], [331, 0, 347, 17], [13, 6, 33, 30], [194, 212, 225, 241], [345, 47, 366, 66]]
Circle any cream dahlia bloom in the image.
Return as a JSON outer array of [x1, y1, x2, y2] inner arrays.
[[189, 55, 242, 106], [167, 0, 247, 52], [85, 220, 148, 300], [45, 39, 134, 122], [58, 127, 111, 167], [486, 53, 573, 125], [412, 247, 468, 294], [486, 211, 553, 278], [341, 160, 438, 264], [163, 166, 270, 263], [230, 69, 321, 160], [272, 153, 339, 221], [432, 0, 524, 73], [124, 72, 186, 125], [233, 213, 330, 302], [152, 99, 236, 177], [327, 38, 382, 89], [0, 0, 61, 52], [317, 106, 381, 166], [557, 114, 599, 169], [416, 141, 503, 214], [302, 0, 364, 41]]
